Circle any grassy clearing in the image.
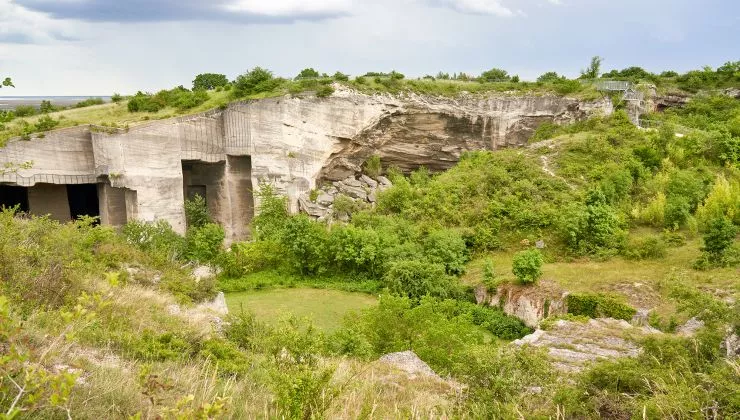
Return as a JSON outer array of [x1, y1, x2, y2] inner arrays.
[[225, 288, 377, 332]]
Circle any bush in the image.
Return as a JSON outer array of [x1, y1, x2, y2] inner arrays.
[[220, 240, 285, 277], [185, 223, 224, 263], [111, 93, 123, 103], [34, 115, 59, 132], [566, 293, 636, 320], [122, 220, 186, 264], [280, 215, 329, 276], [184, 194, 210, 228], [480, 68, 510, 82], [315, 85, 334, 98], [423, 229, 469, 275], [560, 190, 626, 256], [383, 260, 458, 300], [192, 73, 229, 91], [623, 236, 667, 260], [233, 67, 283, 97], [511, 249, 544, 285], [14, 105, 36, 117], [74, 97, 105, 108], [698, 215, 738, 267], [363, 155, 382, 178]]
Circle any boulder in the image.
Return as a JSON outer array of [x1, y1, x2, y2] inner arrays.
[[379, 351, 439, 379], [676, 317, 704, 337], [298, 196, 330, 218], [336, 182, 368, 201], [377, 176, 392, 186], [360, 174, 379, 188]]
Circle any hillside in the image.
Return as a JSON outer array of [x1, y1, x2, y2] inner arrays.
[[1, 66, 739, 418]]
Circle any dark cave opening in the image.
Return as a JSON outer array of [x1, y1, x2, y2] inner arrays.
[[66, 184, 100, 221], [0, 185, 29, 212]]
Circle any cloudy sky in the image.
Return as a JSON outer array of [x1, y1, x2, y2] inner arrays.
[[1, 0, 737, 95]]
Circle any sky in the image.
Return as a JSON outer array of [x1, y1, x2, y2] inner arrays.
[[0, 0, 738, 95]]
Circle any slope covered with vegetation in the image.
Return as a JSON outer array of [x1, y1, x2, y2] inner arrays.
[[1, 64, 739, 418]]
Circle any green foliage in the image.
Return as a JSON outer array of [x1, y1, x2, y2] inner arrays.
[[34, 115, 59, 132], [251, 183, 290, 241], [480, 68, 510, 82], [566, 293, 636, 320], [559, 190, 626, 256], [111, 93, 123, 103], [185, 223, 224, 264], [280, 215, 329, 276], [423, 229, 469, 275], [537, 71, 564, 82], [296, 68, 320, 79], [14, 105, 37, 117], [332, 71, 349, 81], [122, 219, 186, 264], [74, 97, 105, 108], [511, 249, 543, 284], [39, 99, 60, 113], [233, 67, 283, 97], [1, 76, 13, 88], [192, 73, 229, 90], [315, 84, 334, 98], [383, 260, 458, 300], [184, 193, 210, 228], [623, 235, 667, 260], [697, 215, 738, 268], [580, 56, 602, 79], [363, 154, 382, 178]]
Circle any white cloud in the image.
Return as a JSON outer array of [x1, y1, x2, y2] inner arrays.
[[435, 0, 515, 16], [548, 0, 562, 5], [221, 0, 353, 16], [0, 0, 79, 44]]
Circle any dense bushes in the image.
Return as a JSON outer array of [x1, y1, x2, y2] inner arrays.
[[566, 293, 636, 320], [127, 86, 209, 113], [232, 67, 284, 98]]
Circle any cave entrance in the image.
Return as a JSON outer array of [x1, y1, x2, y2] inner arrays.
[[0, 185, 29, 212], [66, 184, 100, 221]]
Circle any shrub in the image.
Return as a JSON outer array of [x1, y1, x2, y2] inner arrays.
[[383, 260, 457, 300], [185, 223, 225, 263], [14, 105, 36, 117], [251, 183, 290, 241], [699, 215, 738, 267], [280, 215, 329, 275], [623, 236, 667, 260], [560, 190, 626, 256], [111, 93, 123, 103], [332, 71, 349, 81], [315, 85, 334, 98], [192, 73, 229, 90], [480, 68, 510, 82], [122, 220, 186, 264], [566, 293, 636, 320], [511, 249, 544, 285], [34, 115, 59, 132], [184, 193, 211, 228], [296, 68, 320, 79], [74, 97, 105, 108], [363, 155, 382, 178], [233, 67, 283, 97], [220, 240, 285, 277], [423, 229, 469, 275]]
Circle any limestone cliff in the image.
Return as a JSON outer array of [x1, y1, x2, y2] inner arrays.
[[0, 88, 612, 241]]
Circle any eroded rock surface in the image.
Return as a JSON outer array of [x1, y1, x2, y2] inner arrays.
[[513, 318, 662, 372], [475, 280, 568, 328], [379, 351, 440, 379]]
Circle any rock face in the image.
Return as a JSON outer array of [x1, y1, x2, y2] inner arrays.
[[513, 318, 662, 372], [0, 88, 611, 241], [298, 174, 392, 221], [475, 281, 568, 328]]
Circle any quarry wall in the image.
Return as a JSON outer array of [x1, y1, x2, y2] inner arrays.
[[0, 89, 612, 241]]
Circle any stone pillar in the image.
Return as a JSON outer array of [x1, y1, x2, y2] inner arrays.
[[224, 155, 254, 244], [98, 183, 128, 227], [27, 184, 71, 222]]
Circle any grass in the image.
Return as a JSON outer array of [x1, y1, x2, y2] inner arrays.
[[225, 288, 378, 332], [462, 232, 738, 320]]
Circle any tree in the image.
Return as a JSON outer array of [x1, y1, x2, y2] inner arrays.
[[232, 67, 281, 97], [192, 73, 229, 90], [511, 249, 543, 285], [537, 72, 563, 83], [1, 76, 12, 88], [701, 216, 737, 264], [296, 68, 320, 79], [480, 68, 511, 82], [580, 56, 602, 79]]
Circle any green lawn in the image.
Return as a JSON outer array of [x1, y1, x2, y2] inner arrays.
[[225, 287, 378, 331]]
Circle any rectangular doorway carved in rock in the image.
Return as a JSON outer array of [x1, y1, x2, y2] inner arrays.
[[0, 185, 29, 212], [66, 184, 100, 222]]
